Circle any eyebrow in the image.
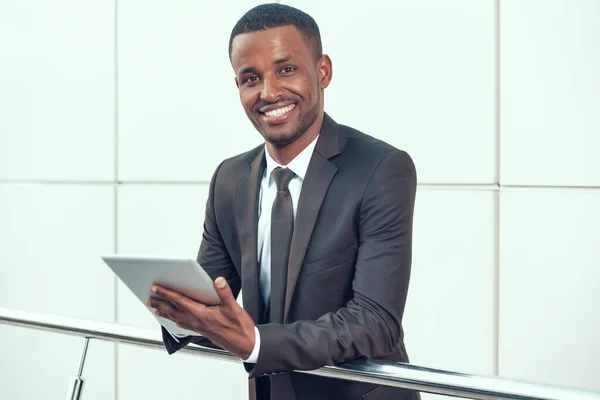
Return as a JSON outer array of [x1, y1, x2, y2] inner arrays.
[[238, 56, 293, 76], [273, 56, 292, 64], [239, 66, 257, 76]]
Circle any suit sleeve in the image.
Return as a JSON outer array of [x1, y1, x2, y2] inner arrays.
[[250, 150, 417, 377], [161, 160, 241, 354]]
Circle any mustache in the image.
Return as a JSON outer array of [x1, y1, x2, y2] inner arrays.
[[255, 97, 299, 113]]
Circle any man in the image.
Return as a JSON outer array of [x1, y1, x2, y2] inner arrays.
[[147, 4, 418, 399]]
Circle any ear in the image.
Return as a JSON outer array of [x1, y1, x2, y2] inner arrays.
[[317, 54, 333, 89], [234, 76, 240, 89]]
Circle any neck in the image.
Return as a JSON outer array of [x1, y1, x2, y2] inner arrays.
[[266, 113, 323, 165]]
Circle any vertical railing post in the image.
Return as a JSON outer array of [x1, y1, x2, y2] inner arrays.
[[64, 337, 89, 400]]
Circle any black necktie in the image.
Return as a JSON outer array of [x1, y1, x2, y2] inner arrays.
[[269, 167, 296, 323]]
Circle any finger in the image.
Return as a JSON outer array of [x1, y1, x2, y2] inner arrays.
[[149, 298, 186, 321], [149, 297, 177, 315], [214, 277, 237, 308], [151, 285, 204, 313], [175, 321, 198, 333], [149, 297, 204, 334], [146, 297, 173, 309], [147, 296, 178, 310]]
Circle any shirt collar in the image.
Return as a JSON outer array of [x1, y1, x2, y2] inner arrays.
[[264, 134, 319, 186]]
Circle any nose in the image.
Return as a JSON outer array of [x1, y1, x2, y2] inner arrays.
[[260, 76, 283, 103]]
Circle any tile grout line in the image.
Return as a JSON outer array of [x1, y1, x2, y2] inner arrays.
[[494, 191, 501, 377], [3, 180, 600, 191], [0, 180, 117, 185], [113, 183, 119, 400], [493, 0, 501, 377], [495, 0, 501, 187], [114, 0, 120, 398]]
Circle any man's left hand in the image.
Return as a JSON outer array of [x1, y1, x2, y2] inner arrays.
[[146, 277, 255, 360]]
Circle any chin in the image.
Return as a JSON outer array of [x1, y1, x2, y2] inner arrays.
[[261, 124, 303, 148], [264, 132, 299, 148]]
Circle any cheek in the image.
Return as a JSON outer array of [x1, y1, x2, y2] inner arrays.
[[239, 88, 258, 110], [295, 76, 318, 103]]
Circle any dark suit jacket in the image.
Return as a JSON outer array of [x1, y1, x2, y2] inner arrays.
[[161, 114, 419, 400]]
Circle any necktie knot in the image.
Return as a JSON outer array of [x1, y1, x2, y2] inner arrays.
[[271, 167, 295, 192]]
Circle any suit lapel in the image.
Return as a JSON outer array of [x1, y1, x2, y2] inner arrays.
[[283, 114, 341, 322], [237, 148, 266, 324]]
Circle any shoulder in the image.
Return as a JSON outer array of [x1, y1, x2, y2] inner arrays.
[[212, 144, 264, 182], [335, 123, 415, 177]]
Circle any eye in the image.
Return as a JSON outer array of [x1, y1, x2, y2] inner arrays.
[[280, 66, 297, 75], [243, 75, 260, 85]]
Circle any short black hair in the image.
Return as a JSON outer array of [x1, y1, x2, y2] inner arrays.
[[229, 3, 323, 61]]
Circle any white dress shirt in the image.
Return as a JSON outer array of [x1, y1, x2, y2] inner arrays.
[[170, 135, 319, 364], [243, 135, 319, 363]]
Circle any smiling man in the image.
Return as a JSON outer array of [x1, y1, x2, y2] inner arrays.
[[148, 4, 419, 400]]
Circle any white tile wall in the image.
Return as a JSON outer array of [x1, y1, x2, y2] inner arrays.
[[0, 326, 115, 400], [117, 0, 266, 182], [500, 0, 600, 186], [0, 184, 115, 319], [118, 346, 248, 400], [116, 184, 248, 398], [404, 189, 495, 375], [283, 0, 496, 184], [0, 184, 116, 399], [0, 0, 115, 181], [499, 189, 600, 390]]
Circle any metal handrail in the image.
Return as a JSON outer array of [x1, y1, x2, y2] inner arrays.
[[1, 307, 599, 400]]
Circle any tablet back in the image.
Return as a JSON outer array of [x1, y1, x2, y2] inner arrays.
[[101, 254, 220, 336]]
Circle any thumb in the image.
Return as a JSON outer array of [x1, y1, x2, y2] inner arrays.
[[214, 277, 236, 307]]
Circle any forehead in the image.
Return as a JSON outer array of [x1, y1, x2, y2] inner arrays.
[[230, 25, 312, 72]]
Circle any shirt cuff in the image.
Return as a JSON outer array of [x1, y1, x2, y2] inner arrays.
[[241, 326, 260, 364]]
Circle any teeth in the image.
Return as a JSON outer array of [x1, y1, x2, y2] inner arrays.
[[265, 104, 295, 117]]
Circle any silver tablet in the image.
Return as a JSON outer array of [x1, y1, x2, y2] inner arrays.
[[101, 254, 220, 336]]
